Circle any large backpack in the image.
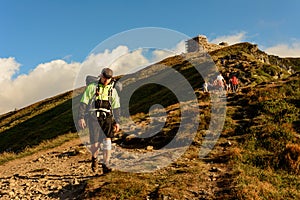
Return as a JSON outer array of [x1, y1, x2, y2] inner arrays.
[[85, 75, 99, 86]]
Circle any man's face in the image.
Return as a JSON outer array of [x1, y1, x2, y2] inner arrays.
[[100, 75, 112, 86]]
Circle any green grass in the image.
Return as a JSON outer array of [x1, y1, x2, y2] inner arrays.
[[0, 98, 77, 153], [227, 75, 300, 199], [0, 132, 78, 165], [235, 164, 300, 200]]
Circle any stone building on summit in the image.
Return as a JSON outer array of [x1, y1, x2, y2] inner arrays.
[[186, 35, 228, 53]]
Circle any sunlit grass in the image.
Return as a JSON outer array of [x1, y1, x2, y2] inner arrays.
[[0, 132, 78, 165]]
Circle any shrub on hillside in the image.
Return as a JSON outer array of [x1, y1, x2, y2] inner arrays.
[[280, 143, 300, 174]]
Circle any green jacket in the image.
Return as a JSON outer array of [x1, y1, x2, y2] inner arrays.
[[78, 82, 120, 120], [80, 82, 120, 109]]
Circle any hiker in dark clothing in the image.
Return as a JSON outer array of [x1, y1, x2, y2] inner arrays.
[[224, 72, 231, 92]]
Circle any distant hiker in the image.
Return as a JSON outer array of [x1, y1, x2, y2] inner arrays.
[[78, 68, 120, 173], [215, 74, 226, 91], [229, 75, 239, 93], [203, 81, 208, 93], [224, 72, 231, 92]]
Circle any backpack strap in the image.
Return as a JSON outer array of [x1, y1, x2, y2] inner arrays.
[[108, 79, 117, 112], [95, 79, 116, 111]]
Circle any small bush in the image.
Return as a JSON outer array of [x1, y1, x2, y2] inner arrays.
[[280, 143, 300, 174]]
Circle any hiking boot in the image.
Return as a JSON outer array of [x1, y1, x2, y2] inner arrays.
[[102, 163, 112, 174], [91, 157, 98, 172]]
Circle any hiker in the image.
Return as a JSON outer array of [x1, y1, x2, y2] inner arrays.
[[224, 72, 231, 92], [215, 74, 226, 91], [77, 68, 120, 173], [229, 75, 239, 93], [203, 81, 209, 93]]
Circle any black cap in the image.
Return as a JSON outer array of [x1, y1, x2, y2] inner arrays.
[[101, 68, 113, 79]]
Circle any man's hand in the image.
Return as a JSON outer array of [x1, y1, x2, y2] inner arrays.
[[78, 118, 86, 129]]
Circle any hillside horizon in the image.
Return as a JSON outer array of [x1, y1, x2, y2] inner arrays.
[[1, 40, 299, 117]]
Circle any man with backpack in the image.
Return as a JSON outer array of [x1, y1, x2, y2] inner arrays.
[[77, 68, 120, 173]]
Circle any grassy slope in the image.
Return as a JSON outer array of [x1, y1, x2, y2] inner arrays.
[[79, 44, 300, 199], [0, 42, 299, 199], [0, 89, 84, 154], [226, 75, 300, 199]]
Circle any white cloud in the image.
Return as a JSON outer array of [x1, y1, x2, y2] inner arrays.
[[209, 32, 300, 57], [173, 40, 186, 54], [110, 48, 149, 74], [151, 40, 186, 63], [0, 45, 150, 114], [152, 50, 173, 63], [77, 43, 183, 81], [75, 45, 137, 86], [210, 32, 247, 45], [264, 42, 300, 57], [0, 42, 184, 115], [0, 57, 20, 81], [0, 58, 81, 114]]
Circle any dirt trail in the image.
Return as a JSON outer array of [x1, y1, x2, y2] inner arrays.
[[0, 138, 94, 199], [0, 134, 236, 199], [0, 93, 238, 199], [0, 140, 235, 200]]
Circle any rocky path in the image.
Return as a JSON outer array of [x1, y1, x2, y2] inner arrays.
[[0, 138, 93, 200], [0, 94, 238, 199], [0, 136, 236, 200]]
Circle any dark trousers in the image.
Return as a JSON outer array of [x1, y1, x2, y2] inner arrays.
[[87, 114, 115, 144]]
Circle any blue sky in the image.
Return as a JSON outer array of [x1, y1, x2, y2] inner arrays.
[[0, 0, 300, 114]]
